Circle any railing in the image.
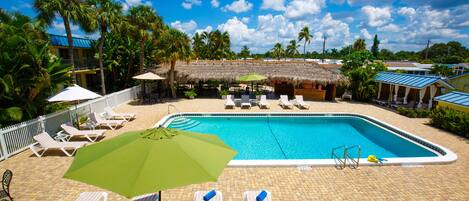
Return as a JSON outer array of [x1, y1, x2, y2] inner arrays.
[[345, 145, 360, 169], [331, 145, 361, 169], [61, 58, 97, 70], [331, 145, 347, 169], [0, 85, 140, 161]]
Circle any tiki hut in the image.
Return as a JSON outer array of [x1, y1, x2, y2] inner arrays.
[[153, 60, 348, 101]]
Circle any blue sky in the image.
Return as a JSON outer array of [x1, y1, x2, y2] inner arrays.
[[1, 0, 469, 53]]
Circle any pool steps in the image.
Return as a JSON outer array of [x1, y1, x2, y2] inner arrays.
[[169, 117, 200, 130]]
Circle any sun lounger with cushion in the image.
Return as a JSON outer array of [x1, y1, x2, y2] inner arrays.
[[194, 190, 222, 201], [241, 95, 251, 109], [89, 113, 125, 130], [243, 190, 272, 201], [104, 107, 136, 121], [224, 95, 235, 109], [279, 95, 293, 109], [294, 95, 310, 109], [30, 132, 87, 157]]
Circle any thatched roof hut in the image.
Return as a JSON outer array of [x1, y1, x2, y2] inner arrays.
[[153, 60, 348, 85]]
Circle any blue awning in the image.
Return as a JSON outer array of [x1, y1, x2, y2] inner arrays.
[[49, 34, 94, 49], [375, 72, 453, 89], [434, 91, 469, 107]]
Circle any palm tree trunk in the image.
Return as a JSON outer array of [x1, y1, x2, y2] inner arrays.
[[98, 25, 106, 95], [169, 60, 176, 98], [124, 59, 133, 87], [139, 39, 145, 73], [63, 17, 76, 83], [303, 40, 306, 61]]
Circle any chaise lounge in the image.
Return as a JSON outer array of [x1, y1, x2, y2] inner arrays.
[[293, 95, 310, 109], [194, 190, 222, 201], [258, 95, 270, 109], [30, 132, 87, 157], [104, 107, 136, 121], [241, 95, 251, 109], [224, 95, 235, 109], [61, 123, 106, 142], [88, 113, 126, 130], [279, 95, 293, 109], [243, 190, 271, 201]]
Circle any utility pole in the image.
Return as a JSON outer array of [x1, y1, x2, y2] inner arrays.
[[425, 40, 430, 60], [447, 46, 451, 56], [322, 34, 327, 63]]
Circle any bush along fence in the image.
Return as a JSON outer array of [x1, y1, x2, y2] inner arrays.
[[0, 85, 140, 160], [429, 107, 469, 138]]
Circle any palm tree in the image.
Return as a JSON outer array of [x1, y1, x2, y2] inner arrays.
[[128, 5, 161, 73], [239, 45, 250, 59], [286, 40, 300, 57], [271, 43, 285, 60], [157, 28, 191, 98], [353, 38, 366, 51], [87, 0, 122, 95], [298, 26, 312, 60], [192, 32, 204, 59], [34, 0, 93, 83]]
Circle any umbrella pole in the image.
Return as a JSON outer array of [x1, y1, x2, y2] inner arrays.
[[75, 101, 80, 128], [159, 191, 161, 201]]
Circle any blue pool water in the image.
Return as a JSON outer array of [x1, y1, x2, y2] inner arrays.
[[167, 116, 437, 160]]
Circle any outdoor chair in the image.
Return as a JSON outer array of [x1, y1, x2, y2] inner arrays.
[[75, 192, 108, 201], [88, 113, 125, 130], [0, 170, 12, 201], [194, 190, 223, 201], [61, 123, 106, 142], [342, 90, 352, 101], [243, 190, 271, 201], [241, 95, 252, 109], [258, 95, 270, 109], [293, 95, 310, 109], [224, 95, 235, 109], [30, 132, 87, 157], [104, 107, 136, 121], [279, 95, 293, 109]]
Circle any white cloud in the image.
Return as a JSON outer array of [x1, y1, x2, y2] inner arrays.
[[361, 6, 392, 27], [378, 24, 400, 32], [360, 28, 372, 40], [241, 17, 250, 23], [398, 7, 416, 17], [52, 21, 79, 32], [122, 0, 152, 11], [222, 0, 253, 13], [261, 0, 286, 11], [211, 0, 220, 8], [195, 26, 213, 34], [181, 0, 202, 10], [170, 20, 198, 33], [284, 0, 325, 19]]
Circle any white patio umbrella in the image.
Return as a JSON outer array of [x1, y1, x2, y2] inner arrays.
[[132, 72, 166, 103], [48, 84, 102, 126]]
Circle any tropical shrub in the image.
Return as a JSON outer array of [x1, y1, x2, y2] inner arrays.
[[429, 108, 469, 137], [218, 89, 229, 96], [397, 107, 431, 118], [184, 89, 197, 99]]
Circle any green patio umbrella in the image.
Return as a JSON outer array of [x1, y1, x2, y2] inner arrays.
[[236, 73, 267, 93], [63, 128, 236, 200]]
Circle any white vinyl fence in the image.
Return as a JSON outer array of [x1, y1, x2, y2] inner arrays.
[[0, 85, 140, 160]]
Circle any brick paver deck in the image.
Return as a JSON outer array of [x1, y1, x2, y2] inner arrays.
[[1, 99, 468, 200]]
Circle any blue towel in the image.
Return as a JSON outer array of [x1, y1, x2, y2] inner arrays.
[[203, 190, 217, 201], [256, 190, 267, 201]]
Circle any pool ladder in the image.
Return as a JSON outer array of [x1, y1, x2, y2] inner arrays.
[[167, 104, 200, 130], [331, 145, 361, 169]]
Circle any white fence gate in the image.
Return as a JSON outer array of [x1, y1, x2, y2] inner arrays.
[[0, 85, 140, 160]]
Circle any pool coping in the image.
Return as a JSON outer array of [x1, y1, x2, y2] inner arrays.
[[154, 112, 458, 167]]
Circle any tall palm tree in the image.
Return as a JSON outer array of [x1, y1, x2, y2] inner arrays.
[[87, 0, 122, 95], [219, 31, 230, 59], [34, 0, 93, 83], [298, 26, 313, 60], [353, 38, 366, 51], [128, 5, 161, 73], [286, 40, 300, 57], [157, 28, 191, 98], [271, 43, 285, 60], [239, 45, 250, 59], [192, 32, 204, 59]]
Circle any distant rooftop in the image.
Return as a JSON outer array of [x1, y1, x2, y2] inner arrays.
[[49, 34, 94, 49], [375, 72, 453, 89], [435, 91, 469, 107]]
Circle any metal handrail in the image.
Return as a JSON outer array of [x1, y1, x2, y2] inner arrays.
[[345, 145, 360, 169], [331, 145, 347, 169], [167, 104, 178, 114]]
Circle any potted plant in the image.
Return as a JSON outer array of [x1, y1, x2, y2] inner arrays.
[[219, 89, 229, 99], [184, 89, 197, 99], [255, 90, 263, 100]]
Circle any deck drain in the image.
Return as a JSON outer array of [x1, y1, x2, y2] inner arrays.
[[297, 166, 312, 171]]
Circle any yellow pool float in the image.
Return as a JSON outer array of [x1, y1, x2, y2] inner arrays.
[[368, 155, 379, 163]]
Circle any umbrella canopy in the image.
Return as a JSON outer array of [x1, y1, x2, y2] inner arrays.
[[47, 84, 102, 102], [63, 128, 236, 198], [133, 72, 166, 80], [236, 73, 267, 82]]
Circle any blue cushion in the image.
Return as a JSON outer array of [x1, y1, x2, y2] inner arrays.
[[256, 190, 267, 201], [203, 190, 217, 201]]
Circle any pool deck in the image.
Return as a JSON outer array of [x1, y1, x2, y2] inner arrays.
[[1, 99, 468, 200]]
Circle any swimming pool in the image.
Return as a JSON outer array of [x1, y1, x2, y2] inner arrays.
[[156, 113, 457, 166]]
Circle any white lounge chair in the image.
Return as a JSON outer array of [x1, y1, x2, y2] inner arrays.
[[294, 95, 310, 109], [194, 190, 223, 201], [89, 113, 125, 130], [279, 95, 293, 109], [342, 90, 352, 101], [133, 193, 159, 201], [243, 190, 271, 201], [75, 192, 108, 201], [61, 123, 106, 142], [258, 95, 270, 109], [104, 107, 136, 121], [241, 95, 251, 109], [224, 95, 235, 109], [30, 132, 87, 157]]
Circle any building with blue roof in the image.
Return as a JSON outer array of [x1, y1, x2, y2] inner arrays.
[[48, 34, 99, 90], [435, 91, 469, 112], [374, 72, 454, 109]]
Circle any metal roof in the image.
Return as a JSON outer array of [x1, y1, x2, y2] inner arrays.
[[49, 34, 94, 49], [375, 72, 453, 89], [434, 91, 469, 107]]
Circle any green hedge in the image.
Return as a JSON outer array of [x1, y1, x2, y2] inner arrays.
[[397, 107, 431, 118], [429, 108, 469, 138]]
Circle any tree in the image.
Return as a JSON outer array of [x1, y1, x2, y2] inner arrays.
[[340, 50, 373, 73], [192, 32, 204, 59], [298, 26, 312, 60], [34, 0, 93, 83], [156, 28, 191, 98], [271, 43, 285, 60], [430, 64, 455, 77], [371, 34, 380, 58], [239, 45, 250, 59], [379, 49, 395, 60], [87, 0, 122, 95], [353, 38, 366, 51], [128, 5, 161, 73], [286, 40, 300, 57]]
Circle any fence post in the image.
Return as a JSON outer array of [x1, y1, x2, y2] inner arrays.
[[0, 128, 9, 159], [39, 116, 46, 133]]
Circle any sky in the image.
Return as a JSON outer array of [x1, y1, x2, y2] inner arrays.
[[1, 0, 469, 53]]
